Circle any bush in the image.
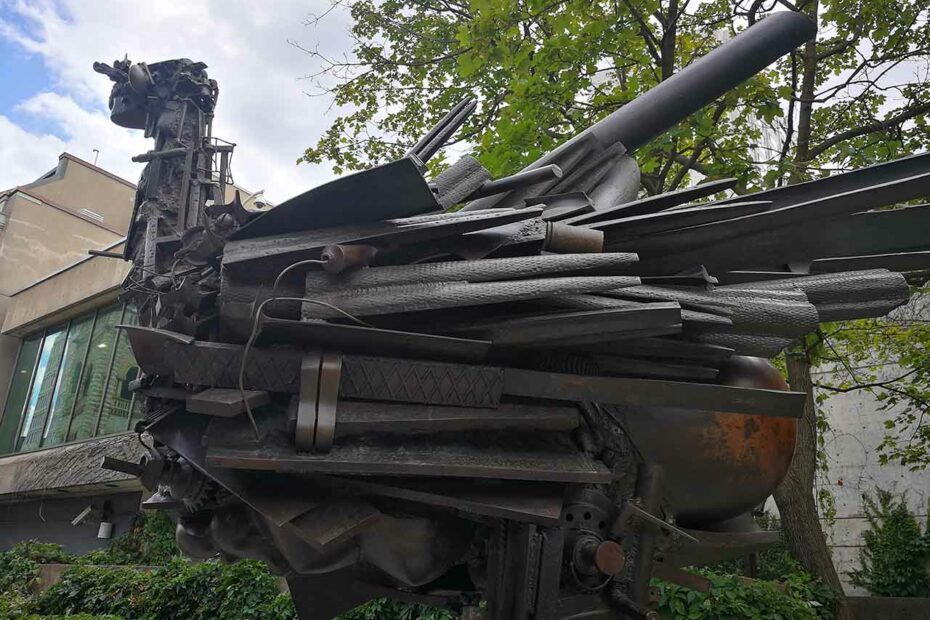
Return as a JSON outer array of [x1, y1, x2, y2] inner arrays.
[[79, 512, 180, 567], [849, 489, 930, 597], [654, 569, 834, 620], [0, 541, 76, 598]]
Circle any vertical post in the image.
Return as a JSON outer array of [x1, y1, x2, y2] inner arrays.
[[632, 463, 663, 605], [64, 308, 99, 443]]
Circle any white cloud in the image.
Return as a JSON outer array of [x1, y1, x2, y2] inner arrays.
[[0, 0, 355, 201]]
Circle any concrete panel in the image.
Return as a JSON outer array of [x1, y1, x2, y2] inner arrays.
[[0, 433, 144, 497], [2, 244, 129, 336], [24, 154, 135, 235], [0, 193, 121, 296], [0, 490, 142, 555]]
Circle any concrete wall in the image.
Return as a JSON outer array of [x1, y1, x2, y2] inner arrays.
[[0, 490, 143, 555], [814, 374, 930, 595], [2, 242, 129, 336], [23, 154, 135, 235], [0, 192, 122, 297], [0, 295, 20, 418]]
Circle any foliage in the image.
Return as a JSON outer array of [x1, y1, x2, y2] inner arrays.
[[338, 598, 456, 620], [79, 511, 180, 567], [31, 559, 297, 620], [848, 489, 930, 597], [816, 289, 930, 469], [654, 568, 834, 620], [0, 541, 76, 598]]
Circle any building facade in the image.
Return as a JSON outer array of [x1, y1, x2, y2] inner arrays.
[[0, 154, 147, 552]]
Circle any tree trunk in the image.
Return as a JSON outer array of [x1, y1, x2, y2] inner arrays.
[[773, 349, 852, 620]]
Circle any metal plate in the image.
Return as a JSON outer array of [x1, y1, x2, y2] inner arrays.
[[325, 476, 568, 525], [564, 177, 739, 225], [231, 158, 441, 240], [224, 207, 543, 267]]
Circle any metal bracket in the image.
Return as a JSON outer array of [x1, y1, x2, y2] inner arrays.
[[295, 350, 342, 454], [612, 501, 699, 543]]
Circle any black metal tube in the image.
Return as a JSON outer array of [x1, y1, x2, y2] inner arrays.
[[462, 12, 815, 211], [471, 164, 563, 198], [587, 12, 815, 152]]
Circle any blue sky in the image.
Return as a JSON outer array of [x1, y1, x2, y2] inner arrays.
[[0, 0, 352, 200]]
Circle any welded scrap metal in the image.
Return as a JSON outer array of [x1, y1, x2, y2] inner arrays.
[[334, 400, 580, 436], [590, 355, 719, 381], [441, 304, 682, 347], [500, 368, 804, 418], [140, 335, 803, 418], [205, 411, 612, 483], [230, 158, 441, 240], [586, 153, 641, 211], [635, 202, 930, 277], [690, 333, 795, 359], [662, 528, 781, 568], [590, 201, 772, 243], [301, 276, 641, 319], [186, 388, 269, 417], [712, 151, 930, 212], [406, 96, 476, 164], [255, 316, 491, 363], [722, 268, 908, 304], [304, 252, 640, 292], [617, 170, 930, 258], [538, 294, 714, 334], [577, 336, 734, 363], [565, 177, 740, 225], [320, 476, 568, 526], [723, 269, 910, 321], [223, 206, 544, 268], [526, 192, 595, 221], [810, 251, 930, 275]]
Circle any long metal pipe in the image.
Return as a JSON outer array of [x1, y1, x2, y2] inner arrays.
[[463, 12, 815, 211], [585, 11, 815, 153]]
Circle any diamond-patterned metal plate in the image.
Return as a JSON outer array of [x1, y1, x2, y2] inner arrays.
[[340, 355, 504, 408]]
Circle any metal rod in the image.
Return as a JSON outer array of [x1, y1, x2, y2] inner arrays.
[[470, 165, 563, 199], [632, 463, 663, 605]]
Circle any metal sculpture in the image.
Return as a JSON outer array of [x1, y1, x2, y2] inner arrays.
[[96, 11, 930, 619]]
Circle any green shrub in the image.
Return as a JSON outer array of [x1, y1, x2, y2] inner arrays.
[[337, 598, 455, 620], [0, 541, 76, 598], [849, 489, 930, 597], [33, 564, 148, 618], [79, 512, 180, 567], [654, 569, 834, 620]]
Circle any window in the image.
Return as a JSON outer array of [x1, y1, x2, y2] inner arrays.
[[0, 303, 140, 455], [0, 336, 42, 453]]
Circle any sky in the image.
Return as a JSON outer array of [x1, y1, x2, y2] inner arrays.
[[0, 0, 353, 202]]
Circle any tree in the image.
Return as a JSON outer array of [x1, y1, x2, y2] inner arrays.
[[296, 0, 930, 613], [815, 288, 930, 469]]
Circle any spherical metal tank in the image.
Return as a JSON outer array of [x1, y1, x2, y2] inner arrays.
[[612, 356, 797, 527]]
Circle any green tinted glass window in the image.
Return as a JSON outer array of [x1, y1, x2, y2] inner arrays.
[[0, 336, 42, 454], [42, 315, 95, 447], [68, 305, 122, 442], [97, 306, 139, 436], [18, 325, 68, 451]]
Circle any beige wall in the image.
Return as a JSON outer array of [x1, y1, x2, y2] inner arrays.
[[2, 243, 129, 336], [0, 295, 19, 416], [0, 192, 122, 296], [24, 155, 136, 234]]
